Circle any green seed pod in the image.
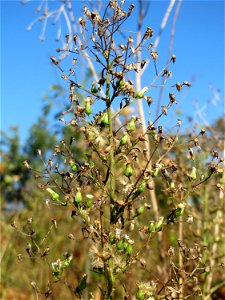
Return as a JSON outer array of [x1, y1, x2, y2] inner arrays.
[[99, 112, 109, 126], [119, 78, 125, 89], [116, 239, 124, 251], [137, 180, 146, 193], [125, 244, 133, 255], [124, 164, 133, 179], [91, 82, 98, 94], [123, 242, 128, 250], [62, 255, 72, 269], [46, 188, 60, 202], [120, 133, 129, 145], [151, 169, 159, 178], [137, 206, 145, 215], [85, 99, 92, 116], [170, 181, 175, 189], [136, 289, 145, 300], [148, 222, 155, 234], [74, 188, 82, 206], [134, 87, 149, 99], [86, 198, 93, 208], [127, 116, 136, 132], [70, 162, 78, 172], [174, 203, 186, 218], [109, 234, 116, 244], [103, 50, 109, 59], [155, 217, 164, 232], [190, 167, 197, 180]]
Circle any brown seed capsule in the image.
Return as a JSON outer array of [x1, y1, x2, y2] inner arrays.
[[73, 34, 77, 44], [65, 34, 70, 43], [189, 148, 194, 159], [162, 106, 167, 115], [183, 81, 192, 87], [144, 27, 154, 39], [128, 4, 135, 16], [169, 92, 176, 102], [147, 96, 153, 106], [171, 54, 176, 63], [194, 138, 199, 146], [200, 128, 206, 135], [176, 82, 182, 92], [212, 150, 219, 159], [140, 60, 146, 69], [50, 56, 59, 65], [128, 36, 134, 44], [151, 50, 158, 61], [23, 160, 31, 169]]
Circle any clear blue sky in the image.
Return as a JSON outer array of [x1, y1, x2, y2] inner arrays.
[[1, 1, 224, 145]]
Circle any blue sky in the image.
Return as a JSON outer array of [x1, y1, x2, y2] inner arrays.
[[1, 1, 224, 145]]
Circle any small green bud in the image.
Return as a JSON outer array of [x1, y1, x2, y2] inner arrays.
[[116, 239, 124, 251], [125, 244, 133, 255], [46, 188, 60, 202], [124, 164, 133, 179], [91, 82, 98, 94], [134, 87, 149, 99], [137, 206, 145, 215], [120, 133, 129, 145], [74, 188, 82, 206], [137, 180, 146, 193]]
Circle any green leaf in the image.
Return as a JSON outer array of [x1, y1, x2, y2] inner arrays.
[[74, 274, 88, 298]]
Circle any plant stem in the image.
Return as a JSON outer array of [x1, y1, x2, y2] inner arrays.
[[178, 218, 184, 299], [106, 68, 115, 208]]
